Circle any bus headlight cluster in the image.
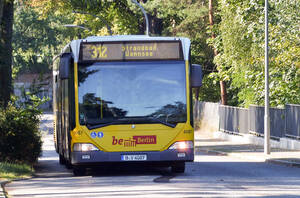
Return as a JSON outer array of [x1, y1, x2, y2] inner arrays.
[[168, 141, 193, 150], [73, 143, 99, 152]]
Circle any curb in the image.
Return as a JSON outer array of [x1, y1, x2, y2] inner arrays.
[[266, 159, 300, 168], [199, 148, 300, 168], [0, 180, 9, 198], [198, 149, 228, 156]]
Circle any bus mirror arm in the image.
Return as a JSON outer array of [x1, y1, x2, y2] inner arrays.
[[191, 64, 203, 88]]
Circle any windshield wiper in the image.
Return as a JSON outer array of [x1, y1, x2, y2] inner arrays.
[[86, 117, 176, 129], [86, 119, 128, 129], [86, 122, 114, 129], [144, 116, 176, 128]]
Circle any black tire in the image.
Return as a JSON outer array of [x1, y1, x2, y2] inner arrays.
[[59, 154, 66, 165], [73, 166, 86, 176], [65, 160, 73, 169], [171, 162, 185, 173]]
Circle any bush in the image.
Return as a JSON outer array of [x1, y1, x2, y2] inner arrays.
[[0, 103, 42, 164]]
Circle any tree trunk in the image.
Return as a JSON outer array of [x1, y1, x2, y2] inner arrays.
[[149, 9, 163, 35], [0, 0, 14, 108], [0, 0, 4, 26], [209, 0, 227, 105], [137, 0, 162, 36], [219, 80, 227, 105]]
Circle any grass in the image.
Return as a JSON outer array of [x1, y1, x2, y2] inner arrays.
[[0, 162, 33, 180]]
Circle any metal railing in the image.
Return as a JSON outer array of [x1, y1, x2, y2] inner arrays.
[[285, 104, 300, 139], [248, 105, 285, 139], [219, 105, 248, 135], [195, 102, 300, 140]]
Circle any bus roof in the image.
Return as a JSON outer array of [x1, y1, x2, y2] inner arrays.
[[66, 35, 191, 62]]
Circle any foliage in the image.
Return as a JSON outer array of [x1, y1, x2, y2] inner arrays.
[[26, 0, 216, 73], [145, 0, 214, 72], [0, 162, 33, 180], [144, 0, 218, 102], [195, 75, 220, 102], [12, 2, 77, 75], [0, 93, 44, 164], [26, 0, 140, 35], [23, 0, 220, 103], [13, 0, 143, 76], [210, 0, 300, 107], [12, 0, 299, 107]]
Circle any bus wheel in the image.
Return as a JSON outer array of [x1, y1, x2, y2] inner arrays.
[[65, 160, 73, 169], [73, 166, 86, 176], [59, 154, 66, 165], [171, 162, 185, 173]]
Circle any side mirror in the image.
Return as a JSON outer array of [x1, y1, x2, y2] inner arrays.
[[191, 64, 202, 88], [59, 53, 72, 79]]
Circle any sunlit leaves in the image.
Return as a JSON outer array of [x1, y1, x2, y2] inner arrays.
[[16, 0, 299, 107], [210, 0, 300, 107], [144, 0, 218, 101], [26, 0, 139, 35], [13, 4, 76, 74]]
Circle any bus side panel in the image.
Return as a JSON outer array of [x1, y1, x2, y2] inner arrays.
[[58, 77, 63, 156], [62, 58, 75, 163], [62, 80, 66, 160], [53, 54, 73, 163], [53, 73, 58, 153], [62, 79, 73, 162]]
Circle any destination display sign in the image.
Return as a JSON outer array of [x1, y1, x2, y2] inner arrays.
[[79, 41, 183, 61]]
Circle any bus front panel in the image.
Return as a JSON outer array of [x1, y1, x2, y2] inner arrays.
[[70, 60, 194, 165]]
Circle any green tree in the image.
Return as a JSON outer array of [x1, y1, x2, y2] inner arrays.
[[144, 0, 219, 102], [208, 0, 226, 104], [28, 0, 140, 35], [26, 0, 221, 103], [211, 0, 300, 107], [13, 3, 77, 75]]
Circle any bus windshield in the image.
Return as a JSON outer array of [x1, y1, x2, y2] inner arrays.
[[78, 61, 187, 128]]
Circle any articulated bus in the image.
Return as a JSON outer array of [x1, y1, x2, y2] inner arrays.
[[53, 35, 202, 175]]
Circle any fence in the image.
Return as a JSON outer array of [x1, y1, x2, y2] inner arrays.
[[219, 106, 248, 135], [248, 105, 285, 139], [285, 104, 300, 139], [196, 102, 300, 140]]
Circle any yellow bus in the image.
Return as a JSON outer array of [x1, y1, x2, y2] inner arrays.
[[53, 35, 202, 175]]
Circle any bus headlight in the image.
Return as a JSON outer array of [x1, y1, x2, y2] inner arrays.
[[73, 143, 99, 152], [168, 141, 194, 150]]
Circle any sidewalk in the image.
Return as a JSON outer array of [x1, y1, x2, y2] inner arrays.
[[195, 130, 300, 167]]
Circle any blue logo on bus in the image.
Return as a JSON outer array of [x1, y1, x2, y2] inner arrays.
[[90, 131, 103, 138], [98, 132, 104, 138], [90, 132, 97, 138]]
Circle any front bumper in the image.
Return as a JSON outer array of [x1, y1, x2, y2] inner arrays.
[[71, 149, 194, 165]]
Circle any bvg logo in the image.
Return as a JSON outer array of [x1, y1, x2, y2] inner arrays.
[[112, 136, 136, 147], [112, 136, 157, 147]]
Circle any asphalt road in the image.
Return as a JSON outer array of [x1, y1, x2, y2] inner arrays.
[[5, 114, 300, 197]]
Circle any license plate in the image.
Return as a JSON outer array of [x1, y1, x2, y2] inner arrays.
[[121, 154, 147, 161]]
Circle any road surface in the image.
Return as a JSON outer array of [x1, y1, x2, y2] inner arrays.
[[5, 113, 300, 197]]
